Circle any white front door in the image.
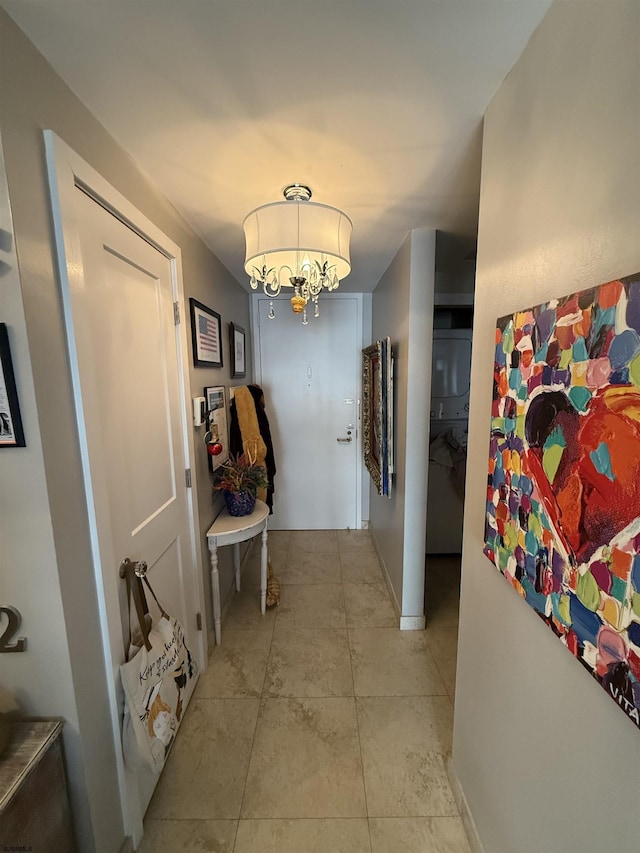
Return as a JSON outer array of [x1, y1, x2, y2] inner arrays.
[[254, 295, 361, 529], [46, 135, 204, 845]]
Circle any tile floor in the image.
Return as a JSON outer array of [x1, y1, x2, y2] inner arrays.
[[140, 532, 469, 853]]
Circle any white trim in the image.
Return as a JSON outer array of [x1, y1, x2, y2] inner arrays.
[[401, 228, 435, 618], [45, 133, 131, 832], [44, 130, 206, 843], [399, 615, 426, 631], [447, 758, 485, 853]]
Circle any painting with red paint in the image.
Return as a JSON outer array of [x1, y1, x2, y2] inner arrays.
[[484, 272, 640, 729]]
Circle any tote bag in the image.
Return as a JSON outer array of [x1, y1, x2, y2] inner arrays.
[[120, 560, 198, 773]]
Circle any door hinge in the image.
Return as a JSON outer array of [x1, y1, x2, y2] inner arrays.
[[185, 468, 192, 488], [173, 301, 180, 325], [196, 612, 202, 631]]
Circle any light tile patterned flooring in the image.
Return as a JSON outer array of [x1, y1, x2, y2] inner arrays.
[[140, 532, 469, 853]]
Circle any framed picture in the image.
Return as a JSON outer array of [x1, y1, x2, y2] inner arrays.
[[385, 337, 394, 489], [0, 323, 25, 448], [362, 341, 383, 493], [230, 322, 246, 378], [363, 337, 393, 496], [189, 298, 222, 368], [204, 385, 229, 471]]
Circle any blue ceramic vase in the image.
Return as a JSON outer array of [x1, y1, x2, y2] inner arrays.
[[223, 490, 256, 517]]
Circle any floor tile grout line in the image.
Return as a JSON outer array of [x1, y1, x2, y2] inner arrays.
[[238, 533, 350, 835], [430, 655, 457, 708], [344, 572, 373, 853], [233, 547, 282, 853], [423, 640, 452, 699], [347, 689, 452, 699]]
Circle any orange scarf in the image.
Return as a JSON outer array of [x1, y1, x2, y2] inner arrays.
[[233, 386, 268, 503]]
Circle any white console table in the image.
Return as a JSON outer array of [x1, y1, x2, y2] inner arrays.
[[206, 499, 269, 645]]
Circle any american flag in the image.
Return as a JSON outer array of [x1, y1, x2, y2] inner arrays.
[[199, 313, 219, 354]]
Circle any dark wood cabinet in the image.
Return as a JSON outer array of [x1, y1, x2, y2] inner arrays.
[[0, 721, 76, 852]]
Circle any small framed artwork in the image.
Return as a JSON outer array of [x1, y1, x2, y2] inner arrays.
[[0, 323, 26, 448], [204, 385, 229, 471], [189, 298, 222, 368], [230, 322, 246, 378]]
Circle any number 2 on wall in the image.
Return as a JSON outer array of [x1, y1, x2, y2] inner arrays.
[[0, 606, 27, 653]]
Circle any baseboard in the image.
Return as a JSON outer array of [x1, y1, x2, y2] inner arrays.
[[399, 615, 426, 630], [369, 527, 401, 621], [370, 527, 426, 630], [447, 757, 485, 853]]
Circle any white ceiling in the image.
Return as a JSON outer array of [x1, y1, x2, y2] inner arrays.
[[2, 0, 552, 292]]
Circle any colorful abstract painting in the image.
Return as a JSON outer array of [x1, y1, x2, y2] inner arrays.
[[484, 272, 640, 729]]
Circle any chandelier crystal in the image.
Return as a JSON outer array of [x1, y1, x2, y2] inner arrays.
[[243, 184, 352, 323]]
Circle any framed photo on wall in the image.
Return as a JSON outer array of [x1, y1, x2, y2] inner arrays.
[[230, 322, 246, 378], [189, 298, 222, 368], [0, 323, 26, 447], [204, 385, 229, 471]]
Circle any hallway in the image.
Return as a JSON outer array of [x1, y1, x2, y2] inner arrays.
[[138, 530, 469, 852]]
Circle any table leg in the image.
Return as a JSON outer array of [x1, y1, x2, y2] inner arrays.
[[234, 542, 241, 592], [209, 542, 221, 645], [260, 525, 268, 615]]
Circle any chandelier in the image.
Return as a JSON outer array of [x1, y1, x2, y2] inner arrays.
[[243, 184, 352, 324]]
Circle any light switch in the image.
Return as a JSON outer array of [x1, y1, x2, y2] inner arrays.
[[193, 396, 206, 426]]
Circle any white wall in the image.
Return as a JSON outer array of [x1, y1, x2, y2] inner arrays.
[[452, 2, 640, 851], [370, 228, 435, 624], [0, 10, 251, 851], [0, 126, 90, 829]]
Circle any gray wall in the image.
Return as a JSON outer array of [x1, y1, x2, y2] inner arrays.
[[452, 2, 640, 851], [370, 228, 435, 621], [0, 10, 250, 851]]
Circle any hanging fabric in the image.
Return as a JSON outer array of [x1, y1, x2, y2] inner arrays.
[[229, 384, 276, 512]]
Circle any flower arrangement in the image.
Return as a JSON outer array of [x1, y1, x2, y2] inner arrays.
[[213, 453, 268, 498]]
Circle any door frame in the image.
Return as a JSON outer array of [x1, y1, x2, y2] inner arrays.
[[250, 291, 364, 529], [44, 131, 206, 838]]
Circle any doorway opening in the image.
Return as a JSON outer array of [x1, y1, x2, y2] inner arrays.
[[424, 231, 476, 703]]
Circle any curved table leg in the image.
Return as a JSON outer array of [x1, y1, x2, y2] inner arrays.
[[209, 542, 221, 645], [261, 525, 268, 615], [234, 542, 241, 592]]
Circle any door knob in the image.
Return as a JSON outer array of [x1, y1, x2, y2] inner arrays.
[[119, 557, 148, 578], [337, 436, 352, 443]]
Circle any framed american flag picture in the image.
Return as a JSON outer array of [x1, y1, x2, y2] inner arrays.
[[189, 298, 223, 368]]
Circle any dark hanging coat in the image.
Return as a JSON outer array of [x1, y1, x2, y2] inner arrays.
[[229, 384, 276, 512]]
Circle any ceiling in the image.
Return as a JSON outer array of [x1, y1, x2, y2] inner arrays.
[[2, 1, 552, 292]]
